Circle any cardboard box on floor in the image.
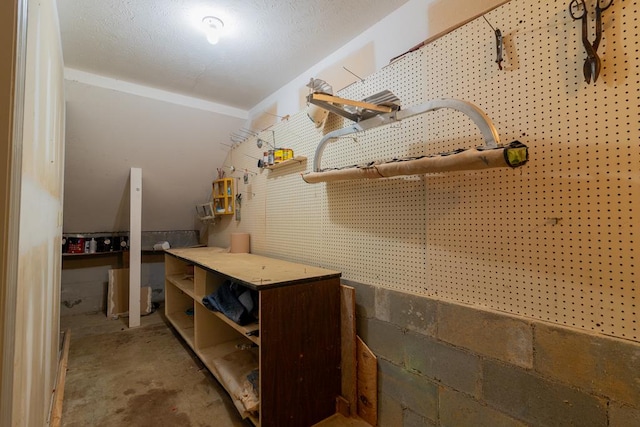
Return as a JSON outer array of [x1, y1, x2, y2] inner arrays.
[[107, 268, 152, 319]]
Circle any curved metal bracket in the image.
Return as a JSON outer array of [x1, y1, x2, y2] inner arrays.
[[313, 98, 500, 172]]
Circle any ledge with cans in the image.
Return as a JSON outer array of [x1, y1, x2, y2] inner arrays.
[[62, 232, 130, 256], [61, 230, 201, 256]]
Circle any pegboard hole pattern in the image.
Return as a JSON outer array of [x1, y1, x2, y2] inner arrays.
[[214, 0, 638, 343], [425, 0, 638, 341]]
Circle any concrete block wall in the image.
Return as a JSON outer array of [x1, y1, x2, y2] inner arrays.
[[60, 231, 199, 315], [345, 280, 640, 427], [61, 255, 165, 315]]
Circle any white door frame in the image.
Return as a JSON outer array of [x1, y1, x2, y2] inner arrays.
[[1, 0, 28, 424]]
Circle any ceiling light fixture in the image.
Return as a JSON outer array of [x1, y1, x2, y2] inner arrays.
[[202, 16, 224, 45]]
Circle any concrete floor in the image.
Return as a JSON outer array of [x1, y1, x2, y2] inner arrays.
[[60, 307, 249, 427]]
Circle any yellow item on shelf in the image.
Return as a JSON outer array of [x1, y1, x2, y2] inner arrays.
[[273, 148, 293, 164]]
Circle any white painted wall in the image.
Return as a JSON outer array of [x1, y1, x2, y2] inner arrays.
[[63, 79, 246, 232]]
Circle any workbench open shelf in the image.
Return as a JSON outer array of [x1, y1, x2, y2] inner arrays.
[[193, 265, 225, 299], [166, 273, 195, 298], [195, 306, 259, 417], [195, 299, 260, 346], [165, 255, 195, 294], [164, 247, 341, 427], [196, 339, 255, 379], [165, 284, 195, 347]]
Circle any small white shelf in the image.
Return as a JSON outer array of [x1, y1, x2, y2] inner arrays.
[[264, 155, 307, 170]]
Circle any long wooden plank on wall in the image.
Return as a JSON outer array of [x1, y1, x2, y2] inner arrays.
[[340, 285, 357, 417], [128, 167, 142, 328], [356, 336, 377, 426], [108, 268, 152, 319], [0, 0, 19, 422], [312, 413, 373, 427], [49, 329, 71, 427]]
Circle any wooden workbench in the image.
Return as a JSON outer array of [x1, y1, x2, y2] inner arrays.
[[164, 247, 342, 427]]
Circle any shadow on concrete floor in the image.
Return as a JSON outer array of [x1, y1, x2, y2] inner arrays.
[[60, 306, 251, 427]]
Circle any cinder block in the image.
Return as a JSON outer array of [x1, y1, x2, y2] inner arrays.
[[62, 265, 113, 314], [388, 289, 437, 337], [610, 402, 640, 427], [404, 408, 436, 427], [404, 331, 481, 397], [379, 359, 438, 422], [534, 322, 640, 406], [342, 279, 375, 319], [375, 287, 391, 322], [355, 314, 368, 341], [378, 393, 403, 427], [364, 318, 404, 365], [439, 387, 527, 427], [141, 261, 165, 302], [437, 301, 533, 368], [483, 359, 608, 427]]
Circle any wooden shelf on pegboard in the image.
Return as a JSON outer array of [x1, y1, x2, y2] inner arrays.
[[264, 156, 307, 170]]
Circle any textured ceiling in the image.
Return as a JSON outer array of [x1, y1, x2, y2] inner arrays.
[[57, 0, 410, 110]]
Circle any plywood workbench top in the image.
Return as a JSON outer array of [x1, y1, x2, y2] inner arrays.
[[166, 247, 341, 289]]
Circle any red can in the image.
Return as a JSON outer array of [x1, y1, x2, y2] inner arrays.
[[66, 237, 85, 254]]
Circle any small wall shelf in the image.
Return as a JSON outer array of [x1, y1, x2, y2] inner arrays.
[[212, 178, 234, 215], [264, 156, 307, 170]]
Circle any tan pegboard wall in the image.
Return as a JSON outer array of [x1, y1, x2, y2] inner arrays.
[[323, 50, 428, 168], [212, 146, 268, 253], [319, 49, 429, 290], [264, 112, 325, 265], [320, 175, 428, 291], [423, 0, 638, 341], [215, 0, 638, 342]]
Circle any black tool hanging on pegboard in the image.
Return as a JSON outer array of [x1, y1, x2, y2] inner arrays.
[[569, 0, 614, 84], [483, 15, 504, 70]]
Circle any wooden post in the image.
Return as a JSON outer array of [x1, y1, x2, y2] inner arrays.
[[50, 330, 71, 427], [340, 285, 357, 417], [356, 337, 377, 426], [128, 168, 142, 328]]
